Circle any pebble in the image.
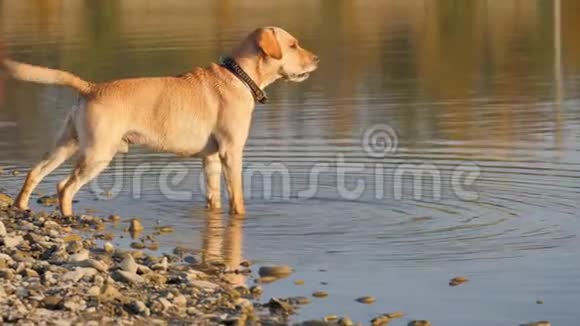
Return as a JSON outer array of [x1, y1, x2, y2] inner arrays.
[[36, 195, 58, 206], [62, 267, 98, 282], [152, 256, 168, 271], [3, 235, 23, 248], [408, 321, 431, 326], [0, 268, 15, 280], [449, 276, 468, 287], [99, 283, 121, 301], [256, 276, 278, 284], [62, 234, 81, 242], [267, 297, 294, 314], [291, 296, 310, 305], [42, 271, 56, 285], [188, 279, 220, 291], [108, 214, 121, 222], [258, 265, 293, 278], [112, 270, 145, 285], [0, 193, 13, 207], [157, 226, 175, 233], [128, 300, 150, 316], [386, 312, 405, 319], [119, 254, 138, 273], [43, 296, 63, 310], [68, 249, 90, 263], [521, 322, 551, 326], [294, 279, 305, 285], [129, 218, 144, 233], [324, 315, 338, 322], [312, 291, 328, 298], [0, 221, 6, 237], [104, 242, 115, 253], [371, 312, 405, 325], [338, 316, 354, 326], [78, 259, 109, 272], [250, 285, 263, 296], [186, 307, 200, 316], [130, 242, 146, 249], [173, 294, 187, 306], [356, 296, 375, 304]]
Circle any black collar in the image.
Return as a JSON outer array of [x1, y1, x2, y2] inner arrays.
[[220, 57, 268, 104]]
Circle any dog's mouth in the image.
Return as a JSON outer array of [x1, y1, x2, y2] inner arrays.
[[280, 65, 317, 82], [285, 72, 310, 82]]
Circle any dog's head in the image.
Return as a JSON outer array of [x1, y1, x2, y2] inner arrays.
[[236, 27, 319, 84]]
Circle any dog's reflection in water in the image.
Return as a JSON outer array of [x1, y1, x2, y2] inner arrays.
[[201, 213, 245, 287]]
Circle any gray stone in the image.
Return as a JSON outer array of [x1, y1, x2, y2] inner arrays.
[[119, 254, 138, 273], [112, 270, 145, 285], [62, 267, 98, 282]]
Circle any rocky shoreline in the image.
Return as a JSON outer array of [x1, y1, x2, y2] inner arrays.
[[0, 191, 553, 326], [0, 193, 323, 325]]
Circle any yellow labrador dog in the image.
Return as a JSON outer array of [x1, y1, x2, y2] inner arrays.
[[1, 26, 319, 216]]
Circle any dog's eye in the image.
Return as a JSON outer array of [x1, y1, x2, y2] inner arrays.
[[290, 42, 298, 49]]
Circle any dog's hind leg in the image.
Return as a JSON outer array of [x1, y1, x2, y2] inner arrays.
[[58, 146, 115, 216], [15, 117, 78, 210]]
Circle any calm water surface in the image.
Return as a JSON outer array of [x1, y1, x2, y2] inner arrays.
[[1, 1, 580, 325]]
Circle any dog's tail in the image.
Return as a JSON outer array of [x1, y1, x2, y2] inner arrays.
[[1, 59, 94, 95]]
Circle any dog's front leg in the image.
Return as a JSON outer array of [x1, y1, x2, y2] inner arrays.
[[220, 150, 245, 216], [203, 153, 222, 210]]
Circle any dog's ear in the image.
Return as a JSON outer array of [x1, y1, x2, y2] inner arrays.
[[256, 28, 282, 60]]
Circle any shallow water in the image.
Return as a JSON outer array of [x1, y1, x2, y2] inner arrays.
[[1, 1, 580, 324]]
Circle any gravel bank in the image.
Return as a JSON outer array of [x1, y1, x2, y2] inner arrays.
[[0, 193, 316, 325]]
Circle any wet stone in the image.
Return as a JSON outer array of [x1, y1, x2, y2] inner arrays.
[[104, 242, 115, 253], [108, 214, 121, 222], [338, 316, 354, 326], [312, 291, 328, 298], [267, 297, 294, 315], [408, 321, 431, 326], [386, 312, 405, 319], [129, 218, 144, 233], [62, 234, 81, 243], [37, 195, 58, 206], [449, 276, 468, 287], [130, 242, 146, 249], [156, 226, 174, 234], [258, 265, 293, 278], [356, 296, 375, 304], [324, 315, 338, 322], [0, 193, 14, 207]]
